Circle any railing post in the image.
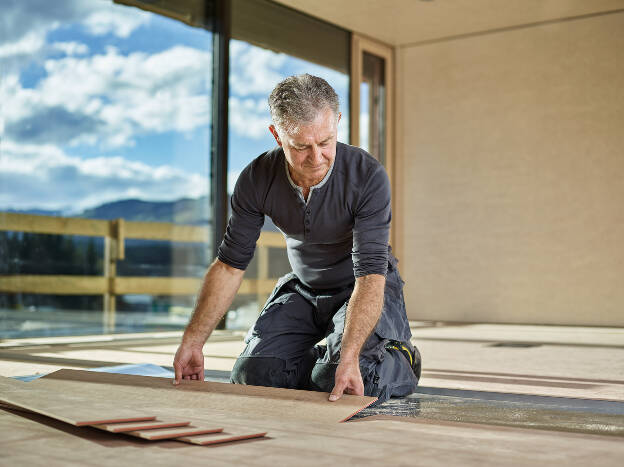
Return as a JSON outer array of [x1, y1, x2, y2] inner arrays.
[[103, 235, 114, 333], [257, 244, 269, 313], [103, 219, 125, 333]]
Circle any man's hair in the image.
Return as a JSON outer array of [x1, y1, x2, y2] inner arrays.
[[268, 74, 339, 134]]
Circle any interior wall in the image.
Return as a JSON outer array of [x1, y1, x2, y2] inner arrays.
[[396, 11, 624, 326]]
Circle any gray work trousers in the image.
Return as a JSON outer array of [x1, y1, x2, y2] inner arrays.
[[230, 250, 420, 403]]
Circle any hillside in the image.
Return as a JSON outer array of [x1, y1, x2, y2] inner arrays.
[[79, 197, 210, 225]]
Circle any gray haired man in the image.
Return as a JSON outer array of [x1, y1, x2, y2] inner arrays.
[[173, 74, 420, 403]]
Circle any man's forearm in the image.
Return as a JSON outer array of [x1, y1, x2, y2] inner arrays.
[[340, 274, 386, 361], [182, 259, 245, 346]]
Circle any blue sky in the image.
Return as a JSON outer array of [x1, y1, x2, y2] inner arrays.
[[0, 0, 349, 214]]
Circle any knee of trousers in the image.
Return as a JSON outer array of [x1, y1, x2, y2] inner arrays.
[[308, 360, 384, 395], [230, 356, 296, 388], [309, 362, 337, 393]]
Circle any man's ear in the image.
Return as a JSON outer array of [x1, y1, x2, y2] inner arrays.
[[269, 125, 282, 147]]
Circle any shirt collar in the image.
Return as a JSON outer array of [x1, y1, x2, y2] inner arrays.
[[284, 154, 335, 193]]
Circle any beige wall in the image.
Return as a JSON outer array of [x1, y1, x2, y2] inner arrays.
[[396, 12, 624, 326]]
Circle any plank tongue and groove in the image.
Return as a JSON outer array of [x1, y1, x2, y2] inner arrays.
[[125, 426, 223, 441], [39, 369, 377, 423], [178, 431, 268, 445], [0, 375, 156, 426], [92, 419, 191, 433]]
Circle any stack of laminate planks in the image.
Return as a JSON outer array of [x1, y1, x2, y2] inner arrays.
[[3, 369, 624, 466], [0, 369, 377, 447], [0, 373, 268, 445]]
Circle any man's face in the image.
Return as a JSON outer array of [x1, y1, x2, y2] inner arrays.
[[269, 107, 341, 186]]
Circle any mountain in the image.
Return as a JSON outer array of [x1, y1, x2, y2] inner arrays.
[[7, 196, 280, 231], [6, 208, 65, 217], [79, 197, 211, 225]]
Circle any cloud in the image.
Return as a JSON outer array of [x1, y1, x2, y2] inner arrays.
[[229, 40, 287, 97], [52, 41, 89, 56], [82, 8, 150, 38], [2, 45, 212, 148], [0, 1, 148, 58], [5, 106, 104, 145], [1, 0, 86, 50], [229, 97, 271, 139], [227, 40, 351, 142], [0, 31, 45, 59], [228, 170, 242, 192], [0, 140, 207, 213], [0, 0, 149, 77]]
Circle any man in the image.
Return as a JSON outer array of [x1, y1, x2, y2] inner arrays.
[[173, 74, 420, 403]]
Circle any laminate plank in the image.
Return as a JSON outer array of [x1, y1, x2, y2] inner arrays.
[[178, 431, 267, 445], [0, 375, 156, 426], [39, 369, 376, 423], [92, 419, 190, 432], [126, 426, 223, 440]]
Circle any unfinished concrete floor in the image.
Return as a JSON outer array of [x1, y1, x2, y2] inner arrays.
[[1, 323, 623, 465]]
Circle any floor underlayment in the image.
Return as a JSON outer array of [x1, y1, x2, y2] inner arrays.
[[1, 323, 623, 465]]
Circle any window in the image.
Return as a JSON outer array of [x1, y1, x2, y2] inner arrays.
[[224, 0, 350, 329], [0, 0, 215, 337], [0, 0, 353, 338]]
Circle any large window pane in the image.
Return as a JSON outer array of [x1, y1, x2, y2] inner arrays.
[[0, 0, 214, 338], [225, 0, 350, 330], [360, 52, 386, 165]]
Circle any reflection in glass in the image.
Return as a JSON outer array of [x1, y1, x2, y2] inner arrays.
[[0, 1, 213, 337], [360, 52, 386, 164]]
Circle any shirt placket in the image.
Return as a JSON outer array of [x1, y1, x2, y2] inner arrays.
[[304, 192, 312, 239]]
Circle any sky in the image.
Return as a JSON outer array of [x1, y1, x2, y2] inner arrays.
[[0, 0, 349, 215]]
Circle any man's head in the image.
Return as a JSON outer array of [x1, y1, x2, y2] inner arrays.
[[268, 74, 341, 187]]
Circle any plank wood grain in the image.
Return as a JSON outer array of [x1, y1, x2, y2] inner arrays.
[[126, 426, 223, 441], [4, 403, 624, 466], [177, 431, 268, 445], [39, 369, 377, 423], [0, 375, 156, 426], [92, 419, 191, 432]]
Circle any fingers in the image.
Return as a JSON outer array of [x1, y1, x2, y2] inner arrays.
[[328, 380, 346, 402], [173, 361, 182, 386], [329, 360, 365, 401], [352, 379, 364, 396], [199, 361, 205, 382], [173, 345, 205, 385], [180, 371, 202, 381]]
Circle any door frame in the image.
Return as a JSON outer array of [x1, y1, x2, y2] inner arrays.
[[350, 33, 398, 252]]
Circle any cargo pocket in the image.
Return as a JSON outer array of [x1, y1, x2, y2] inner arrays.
[[374, 255, 411, 343], [244, 295, 292, 344]]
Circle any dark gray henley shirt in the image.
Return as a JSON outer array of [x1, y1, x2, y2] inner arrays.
[[217, 141, 391, 289]]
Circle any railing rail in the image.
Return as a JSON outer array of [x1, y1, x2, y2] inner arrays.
[[0, 212, 285, 331]]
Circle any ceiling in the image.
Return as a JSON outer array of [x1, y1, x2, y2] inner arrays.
[[274, 0, 624, 47]]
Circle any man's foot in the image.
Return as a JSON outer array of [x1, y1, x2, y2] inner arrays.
[[385, 340, 421, 381]]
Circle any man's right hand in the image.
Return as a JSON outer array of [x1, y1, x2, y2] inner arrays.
[[173, 341, 205, 385]]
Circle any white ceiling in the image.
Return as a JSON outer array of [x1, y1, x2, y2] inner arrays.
[[274, 0, 624, 47]]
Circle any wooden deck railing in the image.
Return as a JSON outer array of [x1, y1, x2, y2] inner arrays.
[[0, 212, 285, 331]]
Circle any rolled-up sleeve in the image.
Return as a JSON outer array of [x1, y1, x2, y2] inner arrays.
[[217, 164, 265, 270], [352, 164, 391, 277]]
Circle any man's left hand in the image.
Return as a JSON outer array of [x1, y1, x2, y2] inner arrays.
[[328, 358, 364, 401]]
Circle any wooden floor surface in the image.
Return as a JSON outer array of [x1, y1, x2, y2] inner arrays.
[[2, 404, 624, 466], [2, 324, 624, 465]]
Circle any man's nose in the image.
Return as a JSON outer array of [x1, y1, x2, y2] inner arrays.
[[310, 145, 323, 164]]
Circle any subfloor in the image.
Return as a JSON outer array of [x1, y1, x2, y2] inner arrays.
[[1, 323, 623, 465]]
